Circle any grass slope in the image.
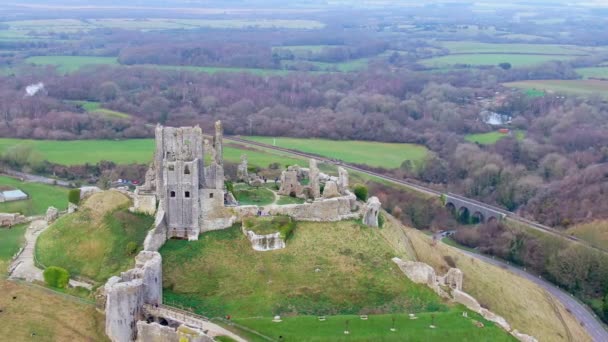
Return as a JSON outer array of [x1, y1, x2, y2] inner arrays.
[[465, 130, 525, 145], [161, 221, 442, 318], [233, 310, 514, 342], [243, 136, 429, 169], [0, 223, 27, 261], [504, 80, 608, 96], [26, 56, 118, 73], [36, 191, 153, 282], [420, 54, 576, 68], [567, 220, 608, 251], [0, 278, 108, 341], [0, 175, 68, 215], [401, 218, 590, 342]]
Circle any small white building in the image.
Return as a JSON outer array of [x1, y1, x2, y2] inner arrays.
[[0, 189, 28, 203]]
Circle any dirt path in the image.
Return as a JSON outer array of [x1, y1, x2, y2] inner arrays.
[[9, 219, 93, 290]]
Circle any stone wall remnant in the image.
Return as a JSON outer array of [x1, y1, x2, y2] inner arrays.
[[363, 196, 381, 227], [236, 154, 249, 182], [322, 181, 340, 198], [104, 251, 162, 342], [0, 212, 27, 227], [45, 206, 59, 223], [337, 167, 349, 193], [278, 170, 301, 196], [309, 159, 320, 198]]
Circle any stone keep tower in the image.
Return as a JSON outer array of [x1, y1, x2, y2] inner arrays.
[[154, 125, 204, 240]]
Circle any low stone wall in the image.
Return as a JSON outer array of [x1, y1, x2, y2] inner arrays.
[[136, 322, 212, 342], [144, 209, 168, 252], [0, 212, 27, 227], [244, 229, 285, 251], [392, 257, 537, 342], [233, 192, 359, 223]]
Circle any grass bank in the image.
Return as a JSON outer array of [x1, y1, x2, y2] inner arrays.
[[36, 191, 153, 282]]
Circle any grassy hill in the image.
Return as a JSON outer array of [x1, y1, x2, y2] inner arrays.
[[567, 220, 608, 251], [36, 191, 153, 282], [401, 217, 590, 342], [0, 278, 108, 341], [162, 219, 514, 341]]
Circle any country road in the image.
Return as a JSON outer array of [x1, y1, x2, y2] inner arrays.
[[226, 136, 608, 341], [455, 246, 608, 342]]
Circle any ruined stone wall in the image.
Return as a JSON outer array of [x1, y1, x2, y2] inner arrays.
[[104, 251, 162, 342], [0, 212, 27, 227], [136, 322, 212, 342]]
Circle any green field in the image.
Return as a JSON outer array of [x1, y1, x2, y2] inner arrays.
[[26, 56, 118, 73], [438, 41, 592, 55], [281, 58, 369, 72], [420, 54, 576, 68], [243, 137, 429, 169], [523, 88, 546, 98], [576, 67, 608, 79], [0, 223, 27, 261], [504, 80, 608, 96], [0, 175, 68, 215], [68, 100, 130, 119], [36, 191, 153, 282], [0, 138, 306, 167], [233, 310, 514, 342], [465, 130, 525, 145]]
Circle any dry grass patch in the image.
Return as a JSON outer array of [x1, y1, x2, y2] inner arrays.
[[403, 226, 590, 342], [0, 277, 107, 341], [567, 220, 608, 251]]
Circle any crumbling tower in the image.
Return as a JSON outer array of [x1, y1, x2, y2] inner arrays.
[[154, 125, 204, 240]]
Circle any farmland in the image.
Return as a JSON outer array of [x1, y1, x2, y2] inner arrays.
[[437, 41, 594, 55], [68, 101, 130, 119], [576, 67, 608, 79], [465, 130, 525, 145], [420, 54, 576, 68], [243, 136, 428, 169], [0, 175, 68, 216], [26, 56, 118, 73], [2, 18, 324, 34], [504, 80, 608, 96]]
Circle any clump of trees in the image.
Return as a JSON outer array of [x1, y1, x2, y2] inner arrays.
[[354, 184, 368, 201]]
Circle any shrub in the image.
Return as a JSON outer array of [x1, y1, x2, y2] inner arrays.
[[43, 266, 70, 289], [378, 212, 385, 228], [354, 185, 368, 201], [126, 241, 138, 256], [278, 217, 296, 240], [224, 180, 234, 195], [268, 162, 280, 170], [68, 188, 81, 205]]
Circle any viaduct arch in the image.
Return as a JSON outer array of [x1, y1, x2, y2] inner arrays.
[[444, 193, 506, 224]]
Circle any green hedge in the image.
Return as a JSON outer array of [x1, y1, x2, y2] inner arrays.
[[354, 185, 368, 201], [68, 188, 81, 205], [43, 266, 70, 289]]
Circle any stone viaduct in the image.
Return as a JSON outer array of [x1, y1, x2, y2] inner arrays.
[[444, 193, 506, 224]]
